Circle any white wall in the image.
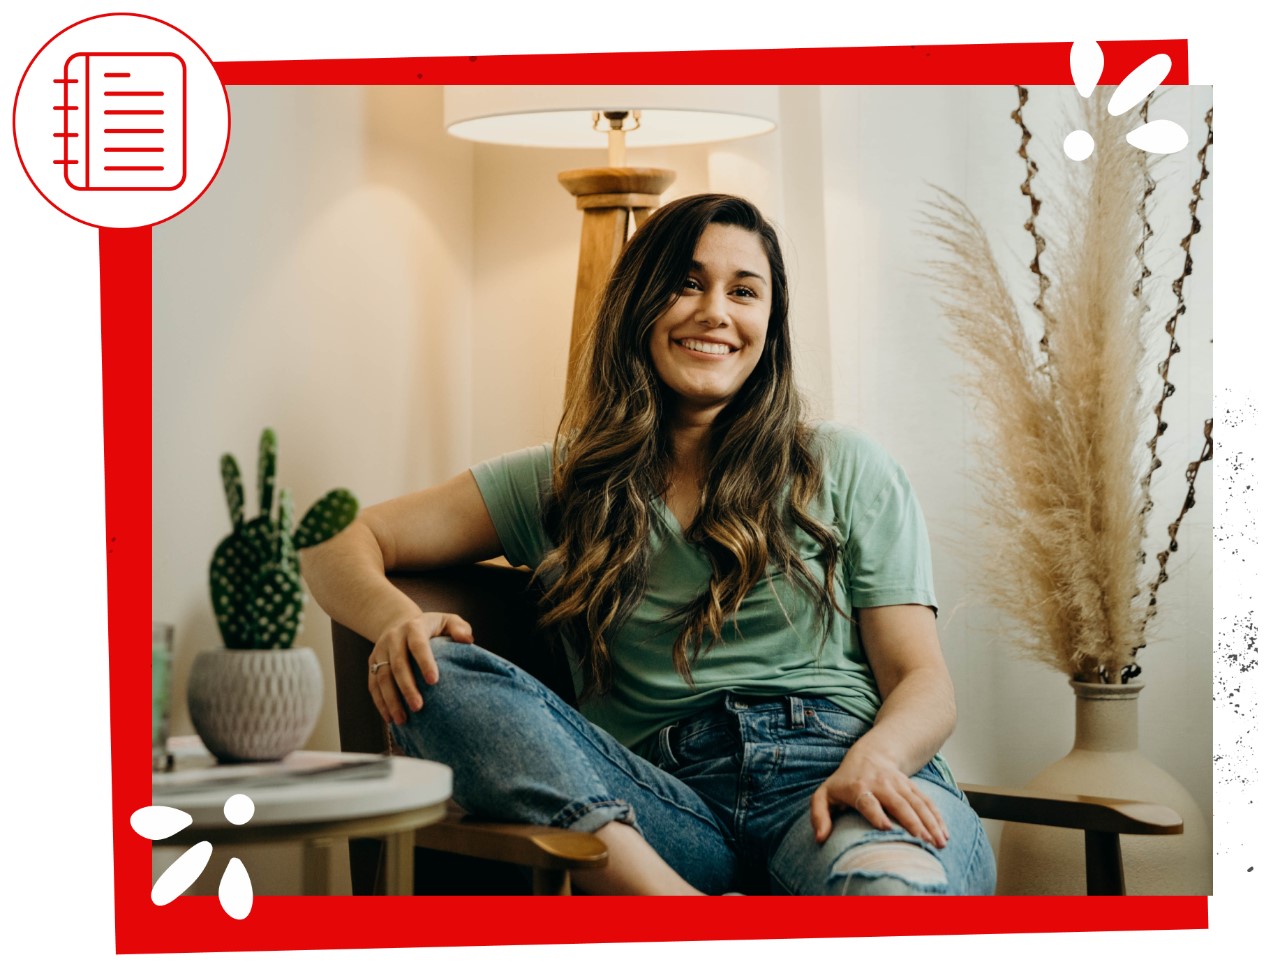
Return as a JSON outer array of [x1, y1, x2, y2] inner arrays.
[[154, 86, 474, 747], [152, 85, 1213, 887]]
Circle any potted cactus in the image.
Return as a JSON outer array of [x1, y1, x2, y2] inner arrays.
[[187, 428, 358, 762]]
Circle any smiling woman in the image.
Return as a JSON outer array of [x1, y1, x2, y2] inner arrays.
[[301, 192, 997, 895], [542, 196, 832, 696]]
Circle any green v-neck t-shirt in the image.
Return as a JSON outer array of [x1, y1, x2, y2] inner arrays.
[[470, 423, 946, 775]]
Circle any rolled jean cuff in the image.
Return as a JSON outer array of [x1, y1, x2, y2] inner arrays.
[[550, 795, 636, 835]]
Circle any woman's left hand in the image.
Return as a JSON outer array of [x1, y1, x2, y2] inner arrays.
[[809, 743, 949, 848]]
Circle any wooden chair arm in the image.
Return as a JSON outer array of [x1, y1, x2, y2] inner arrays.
[[412, 804, 607, 895], [415, 804, 609, 870], [960, 782, 1182, 896], [959, 783, 1183, 835]]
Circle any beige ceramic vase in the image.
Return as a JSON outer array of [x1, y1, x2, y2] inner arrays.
[[996, 680, 1210, 894]]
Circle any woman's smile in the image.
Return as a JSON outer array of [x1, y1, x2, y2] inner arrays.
[[675, 337, 737, 356]]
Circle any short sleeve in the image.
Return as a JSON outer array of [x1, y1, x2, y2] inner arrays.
[[470, 444, 553, 570], [820, 426, 938, 613]]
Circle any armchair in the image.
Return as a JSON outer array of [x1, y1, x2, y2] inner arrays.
[[331, 563, 1181, 896]]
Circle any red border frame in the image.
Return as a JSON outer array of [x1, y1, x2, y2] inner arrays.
[[111, 39, 1206, 953], [213, 40, 1189, 85]]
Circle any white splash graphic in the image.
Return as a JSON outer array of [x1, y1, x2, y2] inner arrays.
[[131, 793, 257, 919], [1064, 41, 1190, 160]]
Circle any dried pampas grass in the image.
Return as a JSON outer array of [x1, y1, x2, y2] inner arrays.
[[929, 91, 1208, 684]]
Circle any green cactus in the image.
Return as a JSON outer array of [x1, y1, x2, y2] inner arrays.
[[295, 489, 360, 549], [258, 428, 277, 516], [221, 455, 244, 528], [209, 428, 357, 649]]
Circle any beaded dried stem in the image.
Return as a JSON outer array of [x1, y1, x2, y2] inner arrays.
[[1013, 86, 1053, 353], [1132, 107, 1214, 652]]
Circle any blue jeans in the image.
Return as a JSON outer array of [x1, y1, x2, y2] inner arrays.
[[392, 640, 996, 895]]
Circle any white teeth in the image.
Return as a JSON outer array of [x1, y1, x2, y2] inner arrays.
[[679, 339, 732, 355]]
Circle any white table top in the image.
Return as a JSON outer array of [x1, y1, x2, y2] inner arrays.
[[155, 744, 452, 828]]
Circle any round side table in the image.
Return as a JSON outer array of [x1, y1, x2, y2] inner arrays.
[[155, 748, 452, 895]]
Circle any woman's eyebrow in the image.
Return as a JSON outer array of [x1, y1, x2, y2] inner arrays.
[[689, 259, 767, 282]]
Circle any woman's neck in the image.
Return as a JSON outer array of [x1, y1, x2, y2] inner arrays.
[[664, 393, 727, 466], [666, 416, 713, 483], [662, 420, 713, 531]]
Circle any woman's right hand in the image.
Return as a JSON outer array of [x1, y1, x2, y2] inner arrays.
[[368, 612, 475, 725], [300, 470, 500, 725]]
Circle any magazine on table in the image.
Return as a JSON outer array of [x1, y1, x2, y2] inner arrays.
[[153, 736, 392, 795]]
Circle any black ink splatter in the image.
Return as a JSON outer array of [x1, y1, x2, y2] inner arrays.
[[1212, 390, 1259, 867]]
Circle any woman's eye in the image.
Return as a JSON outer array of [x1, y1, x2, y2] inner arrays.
[[682, 277, 702, 292], [732, 286, 758, 299]]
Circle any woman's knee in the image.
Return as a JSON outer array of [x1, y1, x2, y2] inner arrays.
[[770, 804, 988, 895], [826, 839, 950, 895], [410, 638, 519, 704], [391, 640, 515, 752], [426, 637, 509, 679]]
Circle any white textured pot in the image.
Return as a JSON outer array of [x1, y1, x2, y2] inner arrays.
[[997, 680, 1210, 894], [187, 647, 323, 763]]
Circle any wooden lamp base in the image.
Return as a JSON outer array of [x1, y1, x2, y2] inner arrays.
[[558, 166, 676, 398]]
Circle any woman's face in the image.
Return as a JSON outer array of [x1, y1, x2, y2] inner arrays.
[[647, 223, 772, 423]]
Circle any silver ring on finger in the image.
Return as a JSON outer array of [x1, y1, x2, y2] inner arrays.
[[370, 660, 390, 675], [854, 790, 876, 809]]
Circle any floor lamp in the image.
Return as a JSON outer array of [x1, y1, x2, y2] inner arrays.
[[443, 86, 778, 399]]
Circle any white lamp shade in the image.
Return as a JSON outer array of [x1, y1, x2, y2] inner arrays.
[[443, 86, 778, 148]]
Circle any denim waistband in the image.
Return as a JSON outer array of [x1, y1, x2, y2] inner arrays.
[[647, 692, 861, 765], [721, 691, 808, 728]]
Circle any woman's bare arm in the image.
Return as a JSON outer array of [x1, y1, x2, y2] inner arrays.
[[300, 470, 503, 724], [808, 604, 956, 847]]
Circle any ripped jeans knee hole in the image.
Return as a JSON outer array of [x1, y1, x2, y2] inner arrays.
[[829, 840, 949, 895]]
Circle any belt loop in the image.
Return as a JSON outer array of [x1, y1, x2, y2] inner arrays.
[[658, 723, 677, 767], [787, 695, 805, 729]]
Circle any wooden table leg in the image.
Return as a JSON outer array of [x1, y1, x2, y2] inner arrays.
[[303, 836, 336, 895], [384, 830, 416, 896]]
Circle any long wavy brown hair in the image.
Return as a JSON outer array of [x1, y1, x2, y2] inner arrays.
[[537, 194, 844, 696]]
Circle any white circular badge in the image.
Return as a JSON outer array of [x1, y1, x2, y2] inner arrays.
[[13, 12, 230, 229]]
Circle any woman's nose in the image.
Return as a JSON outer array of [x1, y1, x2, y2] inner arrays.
[[695, 290, 728, 326]]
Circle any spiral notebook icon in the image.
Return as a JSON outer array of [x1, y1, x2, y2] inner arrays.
[[55, 52, 187, 191]]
